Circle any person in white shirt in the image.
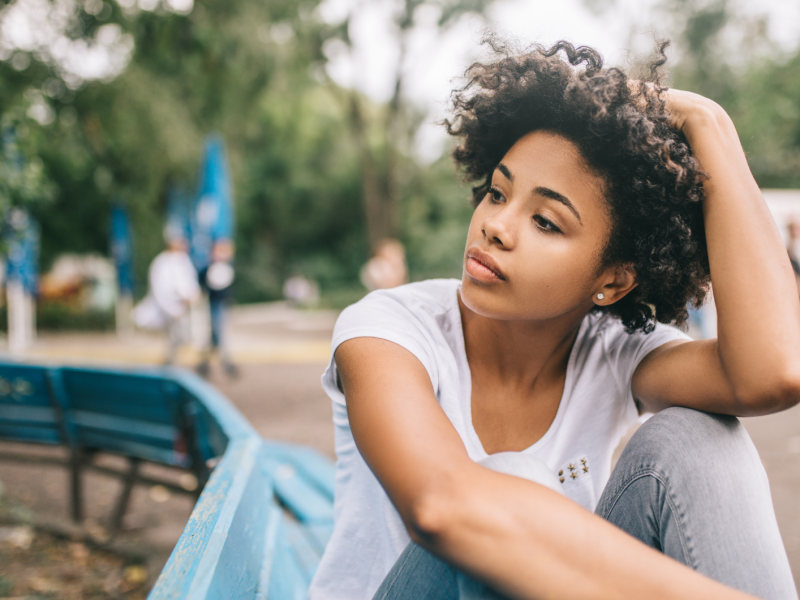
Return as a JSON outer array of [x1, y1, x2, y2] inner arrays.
[[148, 231, 200, 365], [309, 40, 800, 600]]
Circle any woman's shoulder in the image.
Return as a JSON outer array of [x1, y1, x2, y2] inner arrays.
[[580, 310, 688, 348], [575, 311, 691, 382], [339, 279, 459, 323], [328, 279, 460, 401], [334, 278, 460, 349]]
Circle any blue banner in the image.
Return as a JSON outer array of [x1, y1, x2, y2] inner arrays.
[[166, 183, 193, 244], [5, 208, 39, 296], [191, 135, 234, 269], [110, 204, 134, 295]]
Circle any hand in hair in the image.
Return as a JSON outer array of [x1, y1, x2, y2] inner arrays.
[[629, 79, 726, 138]]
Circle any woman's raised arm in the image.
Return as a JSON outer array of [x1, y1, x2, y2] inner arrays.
[[337, 336, 757, 600], [633, 89, 800, 416]]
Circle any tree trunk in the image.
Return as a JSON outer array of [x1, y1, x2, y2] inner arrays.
[[349, 95, 393, 251]]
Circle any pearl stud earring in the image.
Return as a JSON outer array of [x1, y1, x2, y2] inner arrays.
[[596, 293, 605, 300]]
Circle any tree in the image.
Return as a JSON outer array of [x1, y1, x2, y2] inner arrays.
[[0, 0, 353, 292], [0, 0, 491, 305], [581, 0, 800, 189], [320, 0, 496, 250]]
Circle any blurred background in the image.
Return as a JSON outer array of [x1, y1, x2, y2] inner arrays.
[[0, 0, 799, 597], [1, 0, 800, 319]]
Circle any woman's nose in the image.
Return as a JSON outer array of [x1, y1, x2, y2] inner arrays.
[[482, 210, 515, 249]]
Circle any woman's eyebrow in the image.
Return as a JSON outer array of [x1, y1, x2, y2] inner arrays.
[[534, 187, 582, 223], [496, 162, 513, 182]]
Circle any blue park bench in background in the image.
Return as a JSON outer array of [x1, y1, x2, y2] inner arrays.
[[0, 360, 335, 599]]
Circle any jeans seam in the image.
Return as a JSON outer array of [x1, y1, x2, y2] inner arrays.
[[373, 550, 413, 600], [602, 468, 695, 569]]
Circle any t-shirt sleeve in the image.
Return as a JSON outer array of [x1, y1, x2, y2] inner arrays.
[[603, 319, 692, 421], [321, 290, 440, 413]]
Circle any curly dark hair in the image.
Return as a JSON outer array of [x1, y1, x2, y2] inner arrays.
[[445, 38, 710, 333]]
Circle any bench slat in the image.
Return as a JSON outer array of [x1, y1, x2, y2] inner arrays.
[[303, 522, 334, 556], [283, 516, 324, 585], [263, 442, 335, 502], [61, 369, 181, 424], [0, 424, 61, 444], [0, 405, 57, 424], [70, 410, 177, 442], [265, 457, 334, 525], [260, 515, 309, 600]]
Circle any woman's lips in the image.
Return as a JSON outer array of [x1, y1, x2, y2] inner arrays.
[[465, 248, 506, 282]]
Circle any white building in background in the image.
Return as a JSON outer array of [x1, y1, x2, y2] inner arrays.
[[763, 189, 800, 244], [688, 189, 800, 340], [7, 278, 35, 354]]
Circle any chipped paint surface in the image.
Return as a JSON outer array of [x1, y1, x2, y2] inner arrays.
[[151, 438, 262, 598], [150, 370, 263, 600], [148, 370, 335, 599]]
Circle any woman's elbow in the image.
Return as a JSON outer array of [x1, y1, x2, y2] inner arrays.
[[404, 483, 461, 545], [735, 370, 800, 415], [773, 372, 800, 411]]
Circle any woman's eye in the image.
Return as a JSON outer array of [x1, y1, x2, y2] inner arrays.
[[488, 188, 505, 204], [534, 215, 561, 233]]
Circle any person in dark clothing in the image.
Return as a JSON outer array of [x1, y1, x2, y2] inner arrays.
[[196, 238, 238, 378]]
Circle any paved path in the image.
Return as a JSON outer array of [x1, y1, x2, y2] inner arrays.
[[13, 302, 336, 367], [0, 302, 798, 590]]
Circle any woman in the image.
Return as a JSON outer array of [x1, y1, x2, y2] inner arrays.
[[309, 40, 800, 600]]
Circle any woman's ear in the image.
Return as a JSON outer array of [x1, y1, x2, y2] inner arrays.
[[594, 265, 637, 305]]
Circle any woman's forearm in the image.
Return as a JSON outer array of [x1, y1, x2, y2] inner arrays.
[[411, 465, 755, 600], [678, 95, 800, 411]]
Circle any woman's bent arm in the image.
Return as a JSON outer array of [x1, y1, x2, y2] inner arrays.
[[338, 336, 757, 600], [634, 90, 800, 416]]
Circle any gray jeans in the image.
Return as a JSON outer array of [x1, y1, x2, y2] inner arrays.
[[373, 408, 798, 600]]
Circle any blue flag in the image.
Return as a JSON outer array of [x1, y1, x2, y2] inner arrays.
[[5, 208, 39, 296], [110, 204, 134, 295], [191, 135, 234, 269], [166, 183, 193, 243]]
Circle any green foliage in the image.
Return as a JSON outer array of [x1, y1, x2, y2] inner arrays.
[[0, 0, 356, 294], [660, 0, 800, 188], [0, 0, 489, 305], [585, 1, 800, 190], [0, 0, 505, 317], [0, 575, 12, 597], [403, 152, 474, 281], [236, 83, 367, 301], [725, 53, 800, 188]]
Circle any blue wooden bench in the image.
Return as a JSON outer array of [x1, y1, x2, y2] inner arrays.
[[0, 361, 335, 598]]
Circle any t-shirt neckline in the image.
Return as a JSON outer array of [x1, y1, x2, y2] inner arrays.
[[452, 284, 584, 459]]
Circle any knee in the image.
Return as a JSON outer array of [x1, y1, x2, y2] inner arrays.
[[619, 407, 761, 477]]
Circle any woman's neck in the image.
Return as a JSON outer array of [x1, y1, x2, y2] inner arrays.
[[458, 292, 587, 391]]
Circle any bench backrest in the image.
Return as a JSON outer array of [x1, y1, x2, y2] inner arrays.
[[0, 364, 65, 445], [0, 361, 337, 599], [0, 363, 227, 473], [60, 367, 193, 466]]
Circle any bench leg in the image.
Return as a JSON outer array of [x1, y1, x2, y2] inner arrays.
[[70, 448, 83, 523], [109, 457, 141, 534]]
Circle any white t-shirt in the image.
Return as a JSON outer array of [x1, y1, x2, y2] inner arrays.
[[148, 250, 200, 319], [308, 279, 690, 600]]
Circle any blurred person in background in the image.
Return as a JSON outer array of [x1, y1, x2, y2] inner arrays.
[[196, 238, 237, 378], [283, 274, 320, 306], [135, 228, 200, 365], [786, 219, 800, 295], [360, 238, 408, 291]]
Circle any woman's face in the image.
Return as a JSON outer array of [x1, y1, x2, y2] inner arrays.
[[460, 130, 617, 322]]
